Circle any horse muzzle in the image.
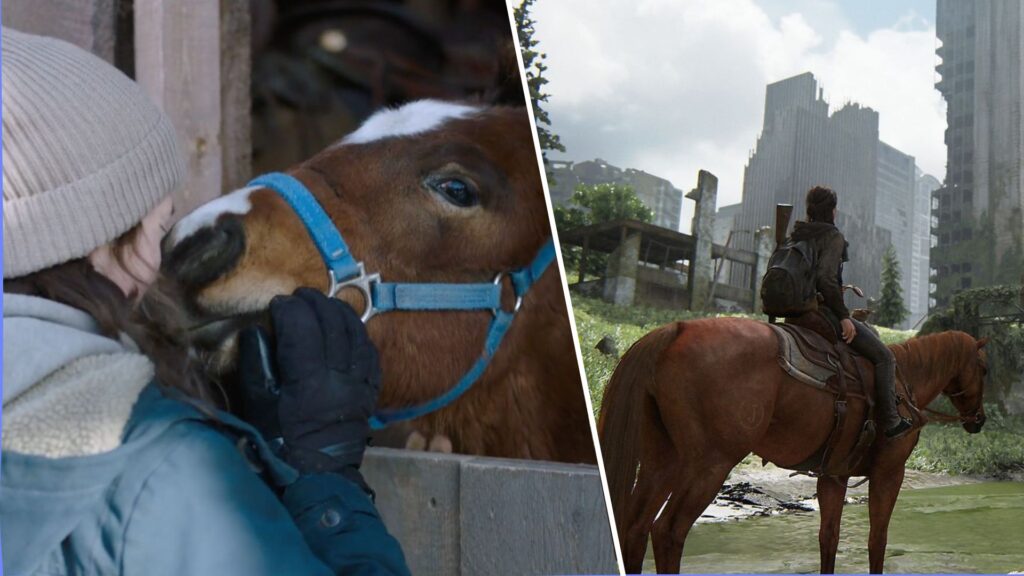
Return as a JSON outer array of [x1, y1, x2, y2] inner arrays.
[[163, 216, 247, 295], [963, 411, 986, 433]]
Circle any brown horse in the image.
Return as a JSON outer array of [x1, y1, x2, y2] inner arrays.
[[598, 317, 989, 574], [163, 100, 595, 464]]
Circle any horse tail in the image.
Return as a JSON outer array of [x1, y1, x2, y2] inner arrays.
[[597, 321, 681, 533]]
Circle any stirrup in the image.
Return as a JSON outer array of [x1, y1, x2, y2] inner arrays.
[[884, 417, 913, 439]]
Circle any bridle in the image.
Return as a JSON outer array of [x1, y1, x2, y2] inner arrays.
[[248, 172, 556, 429], [923, 365, 986, 426]]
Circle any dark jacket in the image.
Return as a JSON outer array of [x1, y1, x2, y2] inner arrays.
[[790, 221, 851, 320]]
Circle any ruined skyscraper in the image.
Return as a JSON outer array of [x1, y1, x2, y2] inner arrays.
[[730, 72, 894, 303], [876, 142, 924, 329], [932, 0, 1024, 308], [914, 172, 942, 326]]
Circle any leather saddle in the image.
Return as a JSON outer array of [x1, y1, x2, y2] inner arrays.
[[766, 310, 877, 477]]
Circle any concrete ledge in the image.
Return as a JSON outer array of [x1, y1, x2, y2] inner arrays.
[[362, 448, 618, 575]]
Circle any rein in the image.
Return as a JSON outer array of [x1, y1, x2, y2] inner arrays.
[[248, 172, 556, 430], [923, 388, 984, 424], [896, 363, 982, 425]]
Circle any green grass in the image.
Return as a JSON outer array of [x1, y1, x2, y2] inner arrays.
[[907, 407, 1024, 477], [573, 296, 1023, 477]]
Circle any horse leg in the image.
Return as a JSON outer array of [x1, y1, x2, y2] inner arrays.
[[868, 464, 906, 574], [621, 403, 680, 574], [650, 455, 736, 574], [817, 476, 849, 574], [621, 463, 676, 573]]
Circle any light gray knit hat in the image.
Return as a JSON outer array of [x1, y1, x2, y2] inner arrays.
[[2, 28, 186, 278]]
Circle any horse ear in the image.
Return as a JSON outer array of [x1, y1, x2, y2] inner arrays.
[[976, 337, 989, 349]]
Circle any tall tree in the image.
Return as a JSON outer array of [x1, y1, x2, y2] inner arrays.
[[514, 0, 564, 160], [876, 245, 909, 328]]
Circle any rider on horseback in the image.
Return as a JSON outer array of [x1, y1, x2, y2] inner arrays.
[[793, 186, 913, 439]]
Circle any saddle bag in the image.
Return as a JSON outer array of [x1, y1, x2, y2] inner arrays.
[[761, 238, 818, 318]]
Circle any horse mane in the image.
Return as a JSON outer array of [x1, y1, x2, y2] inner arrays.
[[888, 330, 972, 399]]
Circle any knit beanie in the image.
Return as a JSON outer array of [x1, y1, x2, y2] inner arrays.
[[2, 28, 186, 278]]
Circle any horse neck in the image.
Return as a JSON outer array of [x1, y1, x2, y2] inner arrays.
[[891, 332, 966, 406]]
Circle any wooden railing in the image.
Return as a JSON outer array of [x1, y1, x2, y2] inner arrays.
[[362, 448, 618, 575]]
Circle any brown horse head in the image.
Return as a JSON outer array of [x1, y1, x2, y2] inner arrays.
[[944, 335, 990, 433], [163, 100, 593, 462]]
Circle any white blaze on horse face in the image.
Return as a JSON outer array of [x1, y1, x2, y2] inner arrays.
[[339, 100, 480, 145], [169, 186, 258, 247]]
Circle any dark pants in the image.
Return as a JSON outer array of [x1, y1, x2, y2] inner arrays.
[[848, 319, 900, 427], [820, 310, 901, 428]]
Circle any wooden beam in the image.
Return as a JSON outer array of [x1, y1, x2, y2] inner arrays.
[[134, 0, 223, 220], [712, 244, 758, 266], [219, 0, 252, 192], [3, 0, 120, 64]]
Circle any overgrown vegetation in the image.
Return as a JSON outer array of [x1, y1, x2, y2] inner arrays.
[[574, 295, 1024, 477], [906, 407, 1024, 478], [554, 183, 652, 281], [921, 284, 1023, 415]]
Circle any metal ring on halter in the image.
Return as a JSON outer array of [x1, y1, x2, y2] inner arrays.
[[492, 272, 524, 316], [327, 263, 381, 323]]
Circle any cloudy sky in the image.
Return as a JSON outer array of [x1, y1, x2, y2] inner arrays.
[[533, 0, 945, 233]]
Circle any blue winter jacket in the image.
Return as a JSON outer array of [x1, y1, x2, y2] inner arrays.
[[1, 294, 410, 576]]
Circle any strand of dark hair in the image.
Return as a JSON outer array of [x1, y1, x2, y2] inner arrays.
[[4, 256, 220, 407]]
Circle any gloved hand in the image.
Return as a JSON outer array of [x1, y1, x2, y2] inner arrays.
[[239, 288, 381, 493]]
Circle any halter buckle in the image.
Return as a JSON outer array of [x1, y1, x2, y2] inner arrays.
[[492, 272, 523, 316], [328, 263, 381, 323]]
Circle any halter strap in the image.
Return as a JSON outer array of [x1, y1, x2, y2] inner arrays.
[[369, 241, 555, 428], [251, 172, 506, 314], [371, 282, 501, 312], [247, 172, 557, 428], [249, 172, 363, 285]]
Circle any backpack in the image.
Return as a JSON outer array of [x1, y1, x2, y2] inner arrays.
[[760, 237, 818, 318]]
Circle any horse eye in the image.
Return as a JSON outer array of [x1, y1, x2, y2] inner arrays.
[[427, 177, 478, 208]]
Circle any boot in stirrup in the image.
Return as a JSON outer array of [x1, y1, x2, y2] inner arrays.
[[885, 416, 913, 439], [883, 397, 913, 438]]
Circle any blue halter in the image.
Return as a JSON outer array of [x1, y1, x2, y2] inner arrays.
[[248, 172, 556, 429]]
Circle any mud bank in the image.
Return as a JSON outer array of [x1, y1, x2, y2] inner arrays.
[[697, 460, 990, 523]]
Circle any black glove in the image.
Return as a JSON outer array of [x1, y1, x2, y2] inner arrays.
[[238, 326, 283, 446], [239, 288, 381, 491]]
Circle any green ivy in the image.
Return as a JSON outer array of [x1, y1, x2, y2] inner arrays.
[[922, 284, 1024, 414]]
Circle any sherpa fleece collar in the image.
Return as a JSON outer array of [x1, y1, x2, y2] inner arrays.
[[3, 293, 127, 404]]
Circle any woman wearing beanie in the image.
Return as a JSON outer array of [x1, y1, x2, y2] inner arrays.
[[1, 29, 408, 576], [789, 186, 913, 439]]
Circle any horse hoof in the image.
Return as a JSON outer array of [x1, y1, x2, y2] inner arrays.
[[428, 434, 453, 453], [405, 430, 428, 451]]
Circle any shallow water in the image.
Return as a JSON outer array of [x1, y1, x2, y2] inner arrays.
[[643, 481, 1024, 574]]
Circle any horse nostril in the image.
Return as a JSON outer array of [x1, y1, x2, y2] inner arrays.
[[964, 414, 985, 434], [163, 217, 246, 290]]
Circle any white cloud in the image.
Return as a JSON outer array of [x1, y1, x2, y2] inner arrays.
[[533, 0, 944, 233]]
